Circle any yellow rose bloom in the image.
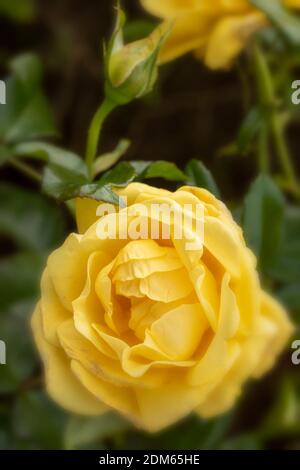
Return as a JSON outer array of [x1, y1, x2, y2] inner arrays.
[[140, 0, 300, 69], [32, 183, 293, 432]]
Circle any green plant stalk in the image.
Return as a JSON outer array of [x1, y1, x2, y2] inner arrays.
[[252, 44, 299, 197], [9, 157, 42, 183], [258, 123, 269, 173], [9, 157, 75, 217], [271, 112, 299, 194], [85, 99, 117, 179]]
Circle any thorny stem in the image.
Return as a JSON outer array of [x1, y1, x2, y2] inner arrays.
[[252, 44, 300, 199]]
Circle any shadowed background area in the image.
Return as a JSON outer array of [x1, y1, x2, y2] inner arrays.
[[0, 0, 258, 199]]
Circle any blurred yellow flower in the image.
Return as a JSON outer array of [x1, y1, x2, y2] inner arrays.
[[32, 183, 293, 432], [141, 0, 300, 69]]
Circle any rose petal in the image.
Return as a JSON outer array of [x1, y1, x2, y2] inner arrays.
[[71, 360, 140, 426], [204, 12, 267, 69], [150, 303, 209, 360], [31, 305, 106, 415], [40, 270, 70, 346], [47, 233, 87, 311]]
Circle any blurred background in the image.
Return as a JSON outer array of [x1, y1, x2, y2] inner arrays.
[[0, 0, 300, 450]]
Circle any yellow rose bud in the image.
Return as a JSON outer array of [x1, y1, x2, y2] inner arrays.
[[140, 0, 300, 69], [105, 7, 169, 104], [32, 183, 293, 432]]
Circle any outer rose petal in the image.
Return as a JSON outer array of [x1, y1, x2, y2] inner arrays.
[[31, 305, 107, 415], [253, 291, 294, 378], [135, 381, 216, 432], [140, 0, 208, 17], [47, 233, 88, 310], [157, 16, 211, 64], [40, 269, 70, 347], [203, 12, 267, 69], [76, 198, 100, 234], [141, 0, 251, 17], [70, 360, 141, 427], [195, 290, 294, 418]]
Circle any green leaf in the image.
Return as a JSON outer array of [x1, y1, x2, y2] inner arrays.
[[269, 206, 300, 282], [0, 430, 9, 450], [36, 154, 123, 205], [0, 54, 57, 143], [0, 183, 67, 251], [128, 160, 188, 183], [10, 55, 43, 94], [0, 252, 44, 310], [242, 174, 284, 272], [144, 414, 232, 450], [279, 206, 300, 244], [232, 205, 243, 225], [13, 391, 66, 449], [185, 159, 220, 197], [93, 139, 130, 177], [219, 434, 262, 450], [0, 306, 37, 393], [132, 161, 186, 182], [259, 378, 300, 439], [42, 167, 85, 201], [237, 107, 263, 155], [0, 0, 35, 22], [271, 243, 300, 283], [144, 161, 186, 181], [14, 141, 87, 177], [174, 415, 231, 450], [64, 413, 129, 450], [14, 141, 89, 201], [75, 183, 124, 207], [249, 0, 300, 45], [0, 145, 11, 166], [0, 253, 43, 393], [0, 250, 45, 394], [6, 94, 57, 143], [277, 283, 300, 315], [99, 161, 136, 187], [129, 161, 150, 175]]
